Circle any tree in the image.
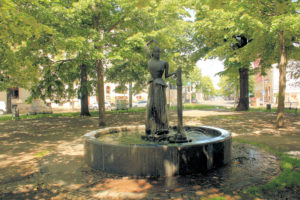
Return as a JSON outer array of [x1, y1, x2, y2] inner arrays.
[[287, 60, 300, 87], [244, 0, 300, 127], [201, 76, 215, 100], [80, 64, 91, 116], [218, 75, 238, 99], [26, 0, 192, 124], [188, 66, 202, 91], [106, 0, 195, 107], [0, 0, 52, 89], [192, 0, 299, 126], [0, 0, 53, 112], [192, 1, 258, 111]]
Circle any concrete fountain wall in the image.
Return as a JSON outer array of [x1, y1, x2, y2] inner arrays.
[[84, 125, 231, 177]]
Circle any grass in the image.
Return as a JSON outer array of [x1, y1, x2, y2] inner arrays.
[[34, 150, 51, 158], [0, 103, 298, 122], [0, 107, 147, 122], [249, 107, 299, 115], [167, 104, 227, 111], [0, 112, 80, 122], [233, 138, 300, 198], [0, 104, 225, 122]]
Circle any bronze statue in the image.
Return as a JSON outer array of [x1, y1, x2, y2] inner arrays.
[[145, 40, 176, 137]]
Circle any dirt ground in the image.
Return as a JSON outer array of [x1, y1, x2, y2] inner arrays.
[[0, 110, 299, 199]]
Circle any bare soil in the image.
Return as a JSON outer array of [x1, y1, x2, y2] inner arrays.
[[0, 110, 299, 199]]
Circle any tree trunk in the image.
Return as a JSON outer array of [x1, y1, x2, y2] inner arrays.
[[80, 64, 90, 116], [276, 30, 287, 128], [96, 59, 106, 126], [6, 88, 13, 114], [236, 67, 249, 111], [129, 83, 132, 108], [93, 12, 105, 126]]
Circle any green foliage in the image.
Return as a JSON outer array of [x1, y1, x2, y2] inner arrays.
[[192, 0, 299, 68], [0, 0, 53, 91], [201, 76, 216, 99], [182, 104, 226, 110], [218, 76, 237, 98], [183, 66, 202, 91], [218, 68, 255, 98], [106, 0, 195, 92]]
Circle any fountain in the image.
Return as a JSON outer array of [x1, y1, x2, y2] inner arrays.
[[84, 41, 231, 177]]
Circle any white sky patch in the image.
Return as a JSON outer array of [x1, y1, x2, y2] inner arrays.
[[196, 59, 225, 89]]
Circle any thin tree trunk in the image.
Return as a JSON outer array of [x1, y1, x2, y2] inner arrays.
[[93, 12, 105, 126], [96, 59, 106, 126], [236, 67, 249, 111], [80, 64, 90, 116], [6, 88, 12, 114], [276, 30, 287, 128], [129, 83, 132, 108]]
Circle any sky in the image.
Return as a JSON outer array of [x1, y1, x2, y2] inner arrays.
[[196, 59, 225, 89], [185, 9, 225, 90]]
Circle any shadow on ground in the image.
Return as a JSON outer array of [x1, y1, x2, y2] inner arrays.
[[0, 110, 300, 199]]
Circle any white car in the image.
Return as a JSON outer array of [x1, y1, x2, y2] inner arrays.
[[0, 101, 6, 115], [134, 100, 148, 108], [89, 102, 112, 111]]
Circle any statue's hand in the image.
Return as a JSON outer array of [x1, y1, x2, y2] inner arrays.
[[173, 73, 177, 79], [147, 39, 158, 45]]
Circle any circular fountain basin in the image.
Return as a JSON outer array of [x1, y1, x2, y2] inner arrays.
[[84, 125, 231, 177]]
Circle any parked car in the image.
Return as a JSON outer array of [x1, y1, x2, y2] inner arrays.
[[0, 101, 6, 115], [115, 100, 128, 110], [105, 102, 112, 111], [89, 102, 112, 111], [191, 99, 198, 103], [134, 100, 148, 108]]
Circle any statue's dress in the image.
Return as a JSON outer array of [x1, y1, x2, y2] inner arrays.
[[145, 59, 169, 135]]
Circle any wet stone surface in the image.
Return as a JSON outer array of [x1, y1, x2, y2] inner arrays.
[[136, 142, 280, 198]]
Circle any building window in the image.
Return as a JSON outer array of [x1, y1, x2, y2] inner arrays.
[[12, 88, 19, 99], [115, 85, 128, 94], [106, 86, 111, 94]]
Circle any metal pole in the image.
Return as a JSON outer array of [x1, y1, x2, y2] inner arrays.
[[173, 67, 190, 143], [177, 67, 183, 134]]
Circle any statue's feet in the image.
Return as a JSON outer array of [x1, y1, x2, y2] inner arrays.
[[141, 132, 169, 142], [155, 129, 169, 135]]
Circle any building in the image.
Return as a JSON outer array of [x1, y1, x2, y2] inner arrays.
[[0, 82, 149, 114], [0, 88, 52, 114], [253, 59, 300, 107]]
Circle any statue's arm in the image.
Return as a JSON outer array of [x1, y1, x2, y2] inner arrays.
[[164, 62, 176, 78], [145, 42, 151, 59], [145, 39, 158, 59]]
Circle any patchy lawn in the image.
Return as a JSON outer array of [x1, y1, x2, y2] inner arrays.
[[0, 110, 299, 199]]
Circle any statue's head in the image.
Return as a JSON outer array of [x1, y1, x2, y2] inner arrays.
[[152, 46, 160, 60]]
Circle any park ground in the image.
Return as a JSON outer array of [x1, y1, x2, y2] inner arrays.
[[0, 108, 300, 199]]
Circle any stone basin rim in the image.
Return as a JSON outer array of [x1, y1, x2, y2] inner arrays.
[[84, 125, 232, 176], [84, 125, 231, 147]]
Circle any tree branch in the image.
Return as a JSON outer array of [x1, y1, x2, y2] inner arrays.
[[54, 59, 75, 63], [105, 15, 126, 33]]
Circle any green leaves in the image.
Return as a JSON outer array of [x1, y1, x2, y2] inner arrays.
[[193, 0, 299, 69]]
